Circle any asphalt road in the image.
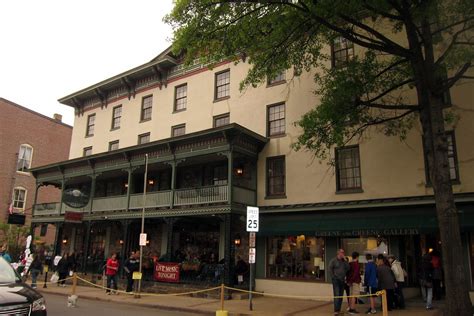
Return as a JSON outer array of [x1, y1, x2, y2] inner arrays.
[[42, 293, 203, 316]]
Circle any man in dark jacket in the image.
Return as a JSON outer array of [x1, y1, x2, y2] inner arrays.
[[57, 254, 69, 287], [328, 249, 350, 315], [376, 254, 396, 311], [124, 251, 139, 292]]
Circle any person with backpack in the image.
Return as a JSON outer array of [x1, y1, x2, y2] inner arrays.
[[364, 254, 378, 314], [420, 253, 434, 310]]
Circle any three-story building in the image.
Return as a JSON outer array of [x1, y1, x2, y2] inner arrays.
[[30, 44, 474, 295]]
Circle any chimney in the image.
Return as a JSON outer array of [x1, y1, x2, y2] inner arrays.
[[53, 113, 62, 122]]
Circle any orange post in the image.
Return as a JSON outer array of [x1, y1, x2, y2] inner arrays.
[[381, 290, 388, 316], [220, 283, 225, 311], [72, 273, 77, 296]]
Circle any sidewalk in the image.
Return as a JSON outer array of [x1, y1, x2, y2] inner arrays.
[[37, 283, 443, 316]]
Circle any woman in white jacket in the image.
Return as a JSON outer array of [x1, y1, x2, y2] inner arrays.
[[388, 255, 406, 309]]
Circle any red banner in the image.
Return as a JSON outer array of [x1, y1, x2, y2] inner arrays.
[[154, 262, 180, 283], [64, 211, 83, 223]]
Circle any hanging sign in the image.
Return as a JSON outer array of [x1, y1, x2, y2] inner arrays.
[[139, 233, 147, 246], [154, 262, 180, 283], [249, 248, 256, 264], [246, 206, 259, 232], [249, 232, 256, 248]]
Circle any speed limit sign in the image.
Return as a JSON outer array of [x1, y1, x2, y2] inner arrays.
[[246, 206, 259, 232]]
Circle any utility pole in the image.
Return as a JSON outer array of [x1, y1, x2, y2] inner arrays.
[[136, 154, 149, 298]]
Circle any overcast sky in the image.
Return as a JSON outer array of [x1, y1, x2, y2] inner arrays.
[[0, 0, 174, 126]]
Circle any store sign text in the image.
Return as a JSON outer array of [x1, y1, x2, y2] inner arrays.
[[314, 228, 420, 237], [154, 262, 180, 283]]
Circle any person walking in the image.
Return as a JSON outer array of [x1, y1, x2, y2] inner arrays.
[[430, 250, 443, 300], [347, 252, 361, 314], [329, 249, 350, 315], [364, 254, 377, 314], [388, 255, 405, 309], [0, 245, 12, 263], [376, 254, 396, 311], [57, 253, 69, 287], [124, 251, 139, 293], [420, 253, 434, 310], [28, 254, 43, 289], [105, 253, 119, 294]]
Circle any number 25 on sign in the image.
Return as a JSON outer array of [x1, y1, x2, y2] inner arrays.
[[246, 206, 259, 232]]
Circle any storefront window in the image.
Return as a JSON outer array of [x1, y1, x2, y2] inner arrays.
[[267, 236, 325, 281], [341, 237, 388, 263]]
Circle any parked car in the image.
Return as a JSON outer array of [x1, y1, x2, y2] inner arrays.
[[0, 256, 47, 315]]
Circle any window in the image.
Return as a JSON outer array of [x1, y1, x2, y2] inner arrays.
[[83, 147, 92, 157], [111, 105, 122, 129], [86, 114, 96, 136], [268, 71, 286, 86], [12, 187, 27, 210], [424, 131, 460, 183], [213, 165, 228, 185], [267, 236, 325, 280], [213, 113, 230, 127], [138, 133, 150, 145], [215, 70, 230, 100], [331, 37, 354, 68], [335, 146, 362, 191], [17, 144, 33, 172], [140, 95, 153, 121], [109, 140, 119, 151], [266, 156, 286, 197], [172, 124, 186, 137], [267, 103, 285, 137], [174, 84, 187, 112]]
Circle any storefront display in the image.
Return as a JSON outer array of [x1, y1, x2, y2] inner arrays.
[[267, 235, 325, 280]]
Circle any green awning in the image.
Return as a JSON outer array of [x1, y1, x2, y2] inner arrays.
[[259, 204, 474, 236]]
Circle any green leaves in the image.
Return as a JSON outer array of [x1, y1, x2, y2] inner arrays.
[[165, 0, 472, 160]]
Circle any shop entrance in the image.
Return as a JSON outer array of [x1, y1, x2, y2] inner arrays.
[[171, 217, 221, 284]]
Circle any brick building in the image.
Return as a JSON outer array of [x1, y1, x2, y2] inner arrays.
[[0, 98, 72, 248]]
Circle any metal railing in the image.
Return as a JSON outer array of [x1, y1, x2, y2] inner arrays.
[[129, 190, 172, 209], [174, 185, 228, 206]]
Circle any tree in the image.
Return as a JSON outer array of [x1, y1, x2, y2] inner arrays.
[[165, 1, 474, 314], [0, 223, 30, 261]]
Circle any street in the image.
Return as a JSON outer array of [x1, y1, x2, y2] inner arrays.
[[42, 293, 205, 316]]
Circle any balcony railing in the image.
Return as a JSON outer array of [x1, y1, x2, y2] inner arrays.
[[129, 190, 172, 209], [174, 185, 228, 206], [93, 195, 128, 212], [34, 184, 255, 218]]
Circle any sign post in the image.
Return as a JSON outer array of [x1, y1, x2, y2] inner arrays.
[[246, 206, 259, 311]]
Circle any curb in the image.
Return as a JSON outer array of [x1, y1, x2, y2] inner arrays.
[[40, 289, 253, 316]]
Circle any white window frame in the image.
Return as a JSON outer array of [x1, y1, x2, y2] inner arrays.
[[17, 144, 33, 174], [12, 187, 27, 211]]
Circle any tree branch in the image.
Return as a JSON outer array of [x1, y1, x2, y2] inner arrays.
[[362, 2, 404, 21], [339, 13, 410, 56], [445, 62, 473, 89], [360, 102, 420, 110], [436, 23, 474, 66], [365, 78, 415, 103], [431, 17, 474, 35]]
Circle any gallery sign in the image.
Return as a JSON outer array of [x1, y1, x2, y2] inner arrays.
[[154, 262, 180, 283], [314, 228, 420, 237]]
